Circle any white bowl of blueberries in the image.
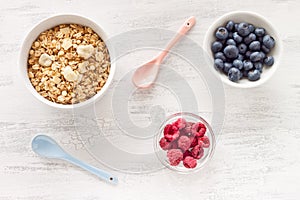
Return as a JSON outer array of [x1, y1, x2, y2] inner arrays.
[[203, 11, 282, 88]]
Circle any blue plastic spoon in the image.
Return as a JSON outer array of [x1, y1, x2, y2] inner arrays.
[[31, 135, 118, 184]]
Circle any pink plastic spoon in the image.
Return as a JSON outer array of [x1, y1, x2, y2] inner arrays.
[[132, 16, 196, 88]]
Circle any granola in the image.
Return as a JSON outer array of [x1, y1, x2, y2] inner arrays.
[[27, 24, 111, 104]]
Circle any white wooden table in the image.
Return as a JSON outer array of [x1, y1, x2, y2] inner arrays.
[[1, 0, 300, 199]]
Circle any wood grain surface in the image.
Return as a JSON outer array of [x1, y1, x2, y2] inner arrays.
[[1, 0, 300, 199]]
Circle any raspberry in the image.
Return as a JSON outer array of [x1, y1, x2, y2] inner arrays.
[[171, 141, 178, 149], [198, 136, 210, 148], [183, 156, 197, 168], [177, 136, 191, 152], [167, 149, 183, 166], [183, 150, 192, 158], [183, 122, 193, 135], [173, 118, 187, 130], [189, 136, 198, 148], [192, 122, 207, 137], [159, 137, 171, 150], [164, 124, 175, 135], [191, 145, 204, 159], [164, 124, 180, 142]]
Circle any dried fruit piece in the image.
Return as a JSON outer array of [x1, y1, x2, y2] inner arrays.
[[78, 61, 89, 73], [38, 53, 52, 67], [76, 44, 94, 59], [167, 149, 183, 166], [170, 141, 178, 149], [182, 122, 193, 135], [183, 150, 192, 159], [164, 124, 179, 142], [61, 38, 73, 50], [192, 122, 207, 137], [191, 145, 204, 159], [183, 156, 197, 168], [172, 118, 187, 130], [159, 137, 171, 150], [189, 136, 198, 148], [61, 66, 79, 82], [198, 136, 210, 148], [177, 136, 191, 152], [60, 27, 70, 35]]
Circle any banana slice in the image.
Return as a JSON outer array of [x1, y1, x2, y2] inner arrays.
[[76, 44, 94, 59], [61, 66, 79, 82], [38, 53, 52, 67], [78, 61, 89, 73], [61, 38, 72, 50]]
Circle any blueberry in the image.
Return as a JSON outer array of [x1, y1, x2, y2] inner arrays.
[[243, 70, 249, 77], [244, 33, 256, 45], [261, 45, 270, 54], [226, 39, 236, 46], [238, 43, 247, 54], [254, 62, 263, 72], [214, 58, 224, 70], [237, 54, 244, 61], [211, 41, 223, 53], [228, 32, 233, 39], [233, 32, 243, 43], [226, 21, 235, 32], [233, 59, 244, 70], [259, 52, 266, 60], [223, 45, 239, 59], [214, 52, 226, 61], [215, 27, 229, 40], [224, 62, 233, 73], [234, 23, 239, 31], [248, 69, 261, 81], [249, 24, 255, 33], [243, 60, 254, 71], [254, 28, 265, 37], [250, 51, 263, 62], [258, 36, 263, 43], [263, 35, 275, 49], [239, 71, 243, 79], [245, 51, 252, 58], [237, 22, 251, 36], [264, 56, 274, 66], [249, 41, 261, 51], [228, 68, 241, 82]]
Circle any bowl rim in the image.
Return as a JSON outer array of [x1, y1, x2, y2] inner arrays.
[[203, 10, 282, 88], [154, 112, 216, 174], [18, 13, 116, 109]]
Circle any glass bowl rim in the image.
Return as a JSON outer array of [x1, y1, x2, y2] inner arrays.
[[154, 112, 216, 173]]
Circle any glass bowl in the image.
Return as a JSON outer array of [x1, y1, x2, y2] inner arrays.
[[154, 112, 216, 173]]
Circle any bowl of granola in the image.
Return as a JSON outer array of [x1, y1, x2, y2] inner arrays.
[[19, 14, 115, 108]]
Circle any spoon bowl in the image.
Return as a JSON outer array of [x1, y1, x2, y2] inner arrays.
[[132, 16, 196, 88], [132, 60, 160, 88], [32, 135, 66, 159]]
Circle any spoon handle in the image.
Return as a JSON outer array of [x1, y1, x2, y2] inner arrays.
[[63, 155, 118, 184], [157, 16, 196, 62]]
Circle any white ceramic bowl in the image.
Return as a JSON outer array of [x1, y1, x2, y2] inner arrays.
[[203, 11, 282, 88], [19, 14, 115, 109]]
